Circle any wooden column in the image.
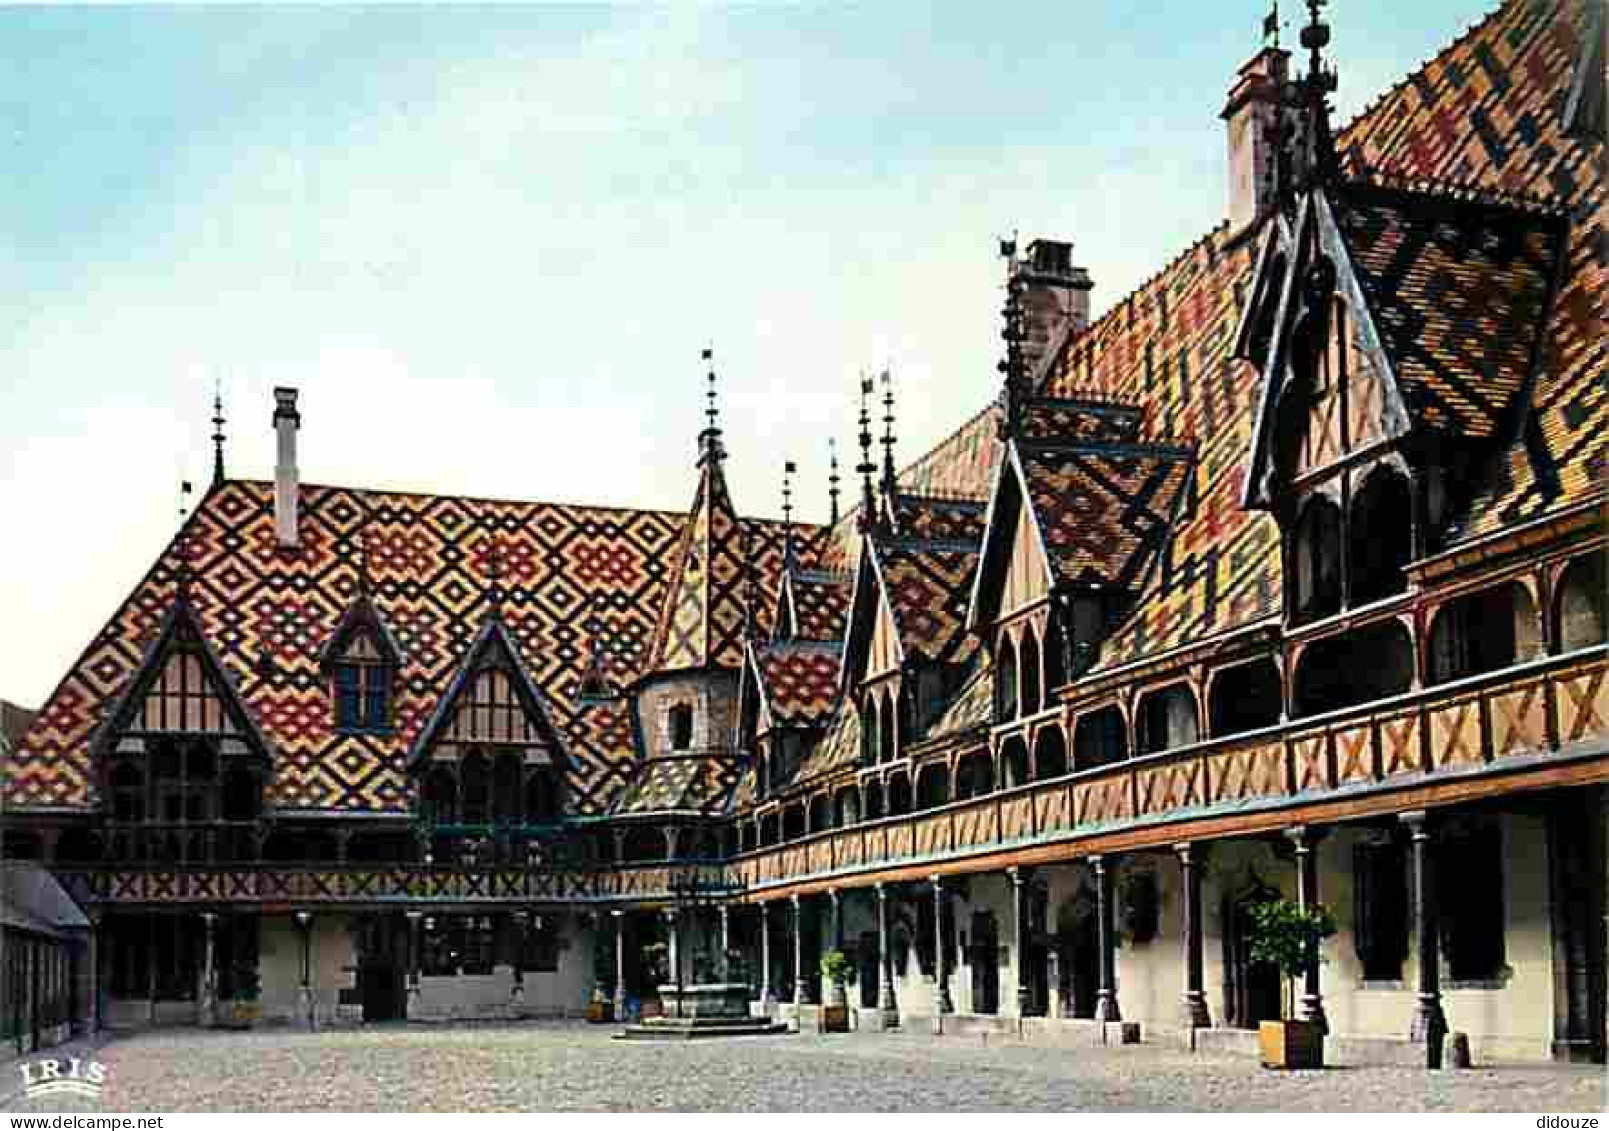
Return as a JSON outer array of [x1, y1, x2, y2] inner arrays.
[[930, 874, 953, 1015], [1092, 854, 1121, 1023], [1175, 841, 1210, 1030], [1008, 866, 1031, 1019], [610, 910, 627, 1019], [827, 888, 843, 953], [663, 908, 681, 1015], [405, 910, 423, 1008], [1402, 810, 1447, 1067], [294, 910, 315, 1030], [876, 883, 898, 1026], [758, 902, 773, 1008], [791, 893, 808, 1007], [509, 910, 527, 1006], [718, 903, 732, 982], [1286, 825, 1328, 1031], [199, 911, 217, 1027]]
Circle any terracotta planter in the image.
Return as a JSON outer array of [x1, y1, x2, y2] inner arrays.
[[1259, 1019, 1324, 1069], [820, 1004, 850, 1033], [587, 1000, 614, 1024], [222, 1001, 261, 1030]]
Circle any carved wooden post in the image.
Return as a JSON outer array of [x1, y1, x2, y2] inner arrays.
[[930, 874, 953, 1015], [1285, 825, 1327, 1031], [509, 910, 527, 1007], [718, 903, 732, 982], [405, 910, 423, 1007], [1091, 854, 1121, 1023], [1175, 842, 1211, 1030], [876, 883, 898, 1027], [1008, 866, 1031, 1020], [610, 909, 627, 1020], [827, 887, 843, 953], [199, 911, 217, 1027], [1402, 810, 1447, 1067], [663, 908, 681, 1015], [758, 901, 773, 1010], [791, 893, 807, 1007], [294, 910, 315, 1030]]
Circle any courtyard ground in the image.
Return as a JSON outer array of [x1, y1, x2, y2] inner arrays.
[[3, 1023, 1602, 1112]]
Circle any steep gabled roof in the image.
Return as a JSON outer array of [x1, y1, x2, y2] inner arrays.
[[772, 565, 852, 644], [611, 756, 742, 816], [746, 640, 842, 733]]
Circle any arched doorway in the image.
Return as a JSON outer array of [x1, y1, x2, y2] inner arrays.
[[1294, 620, 1414, 715], [1291, 496, 1343, 623], [1000, 736, 1030, 789], [1557, 552, 1608, 653], [954, 752, 994, 800], [1429, 581, 1541, 684], [1209, 658, 1282, 737], [915, 764, 949, 809], [1033, 725, 1069, 779]]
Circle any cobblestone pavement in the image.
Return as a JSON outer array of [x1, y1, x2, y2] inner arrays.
[[4, 1024, 1602, 1112]]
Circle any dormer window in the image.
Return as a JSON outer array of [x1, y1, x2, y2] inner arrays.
[[668, 702, 694, 750], [321, 597, 403, 735], [333, 655, 392, 732]]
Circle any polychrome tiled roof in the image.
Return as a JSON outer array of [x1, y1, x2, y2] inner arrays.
[[753, 642, 842, 731], [9, 480, 805, 814]]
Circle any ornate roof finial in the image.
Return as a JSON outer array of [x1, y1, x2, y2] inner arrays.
[[741, 522, 759, 642], [997, 242, 1029, 440], [1296, 0, 1339, 188], [699, 346, 724, 466], [176, 479, 195, 601], [210, 382, 227, 488], [782, 459, 797, 565], [879, 368, 898, 501], [855, 375, 879, 533], [355, 509, 375, 599], [828, 437, 841, 527], [1263, 0, 1281, 49]]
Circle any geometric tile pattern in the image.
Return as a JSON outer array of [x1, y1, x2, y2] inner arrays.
[[9, 479, 803, 815], [612, 755, 744, 816], [1019, 442, 1194, 590], [753, 642, 842, 730], [780, 568, 852, 644], [1332, 178, 1566, 438], [875, 541, 982, 668]]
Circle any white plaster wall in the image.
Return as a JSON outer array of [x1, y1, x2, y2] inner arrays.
[[258, 914, 354, 1025], [411, 916, 596, 1020]]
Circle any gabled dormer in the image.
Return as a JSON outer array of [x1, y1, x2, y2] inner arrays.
[[409, 615, 570, 828], [736, 638, 839, 796], [971, 411, 1192, 723], [94, 593, 272, 830], [319, 591, 403, 734], [1239, 175, 1568, 624]]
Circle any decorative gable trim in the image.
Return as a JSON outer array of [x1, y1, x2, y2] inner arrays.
[[92, 595, 274, 764], [838, 535, 903, 694], [407, 615, 570, 769], [317, 594, 404, 673], [1242, 186, 1410, 509], [968, 440, 1056, 632]]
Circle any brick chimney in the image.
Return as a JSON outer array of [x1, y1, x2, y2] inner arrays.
[[273, 387, 301, 548], [1222, 46, 1291, 239], [1012, 239, 1093, 376]]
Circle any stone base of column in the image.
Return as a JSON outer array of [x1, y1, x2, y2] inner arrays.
[[1094, 991, 1121, 1023], [1300, 993, 1327, 1035], [613, 987, 627, 1021], [1181, 990, 1211, 1031], [299, 986, 316, 1030], [936, 983, 954, 1015], [1410, 995, 1448, 1068], [878, 981, 899, 1030]]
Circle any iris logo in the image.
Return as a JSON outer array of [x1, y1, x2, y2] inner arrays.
[[17, 1056, 107, 1100]]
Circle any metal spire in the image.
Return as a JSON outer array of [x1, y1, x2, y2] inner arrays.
[[176, 479, 195, 601], [699, 347, 724, 466], [1296, 0, 1339, 189], [210, 382, 227, 488], [855, 375, 879, 533], [997, 244, 1029, 440], [355, 508, 374, 599], [828, 438, 841, 527], [879, 369, 898, 501], [781, 459, 797, 566]]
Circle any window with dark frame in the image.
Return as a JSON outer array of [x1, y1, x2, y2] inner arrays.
[[1353, 838, 1409, 982], [333, 659, 392, 732], [1439, 823, 1506, 983]]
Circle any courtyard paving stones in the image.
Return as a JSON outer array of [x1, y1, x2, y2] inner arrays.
[[4, 1023, 1601, 1112]]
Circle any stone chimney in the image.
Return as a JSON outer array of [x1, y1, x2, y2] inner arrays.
[[273, 387, 301, 548], [1012, 239, 1094, 376], [1222, 46, 1291, 239]]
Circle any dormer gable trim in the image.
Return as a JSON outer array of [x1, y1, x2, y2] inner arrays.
[[93, 595, 275, 765], [317, 594, 404, 673], [968, 439, 1058, 633], [407, 614, 571, 770], [838, 535, 904, 694]]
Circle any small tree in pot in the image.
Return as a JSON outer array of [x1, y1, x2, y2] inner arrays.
[[1245, 897, 1337, 1069], [819, 950, 854, 1033]]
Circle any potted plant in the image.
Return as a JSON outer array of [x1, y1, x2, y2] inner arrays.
[[225, 962, 261, 1030], [1245, 897, 1337, 1069], [819, 950, 854, 1033]]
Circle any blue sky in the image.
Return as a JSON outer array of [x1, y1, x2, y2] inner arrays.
[[0, 1, 1485, 705]]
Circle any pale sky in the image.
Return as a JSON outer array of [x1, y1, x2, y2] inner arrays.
[[0, 1, 1482, 706]]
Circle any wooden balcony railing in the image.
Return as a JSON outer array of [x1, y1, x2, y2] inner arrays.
[[53, 860, 741, 908], [733, 646, 1609, 892]]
